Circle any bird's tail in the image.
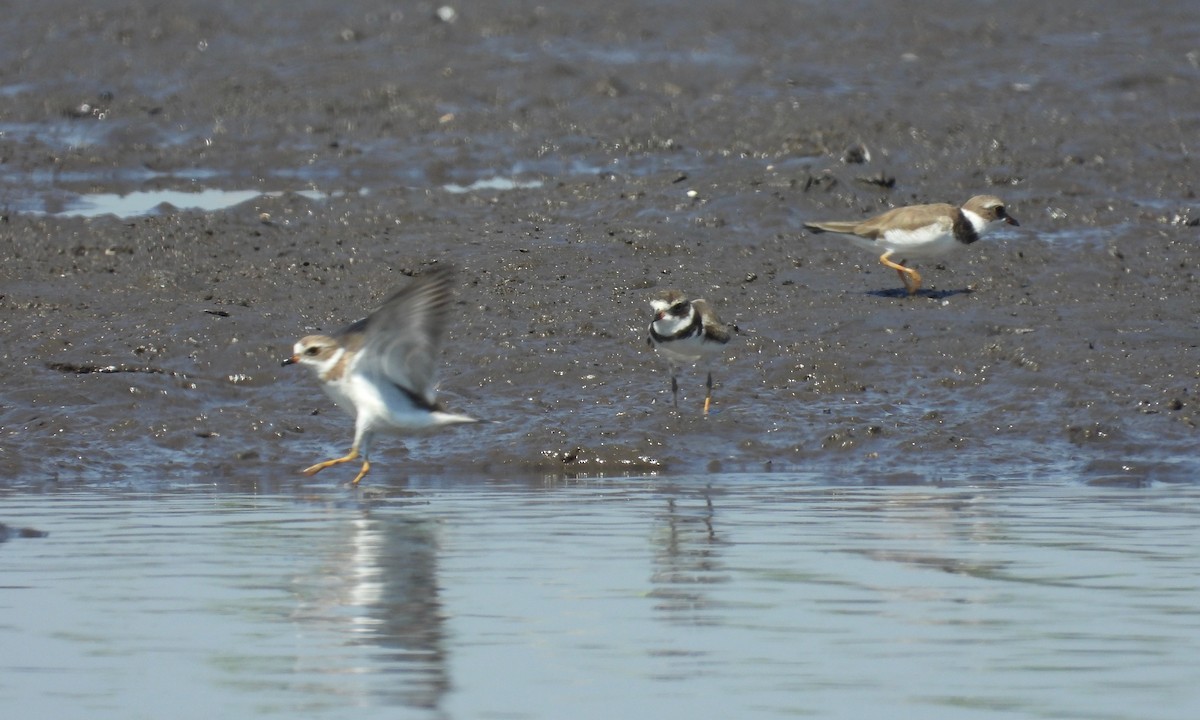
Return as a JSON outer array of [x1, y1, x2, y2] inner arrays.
[[803, 220, 860, 234], [430, 410, 481, 427]]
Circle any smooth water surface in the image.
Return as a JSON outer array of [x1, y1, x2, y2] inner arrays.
[[2, 477, 1198, 720]]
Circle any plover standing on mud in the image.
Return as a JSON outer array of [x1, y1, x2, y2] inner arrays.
[[647, 290, 732, 415], [803, 195, 1019, 295]]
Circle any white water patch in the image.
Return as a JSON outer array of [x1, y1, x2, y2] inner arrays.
[[48, 188, 331, 218], [1035, 225, 1124, 249], [442, 176, 544, 194]]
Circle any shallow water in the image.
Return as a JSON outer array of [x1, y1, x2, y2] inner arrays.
[[3, 477, 1198, 720]]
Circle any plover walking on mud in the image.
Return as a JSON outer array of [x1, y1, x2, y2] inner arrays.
[[804, 195, 1019, 295]]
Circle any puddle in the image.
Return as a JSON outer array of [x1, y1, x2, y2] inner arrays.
[[1037, 224, 1127, 248], [442, 176, 545, 194], [0, 120, 696, 219], [0, 121, 113, 150], [41, 177, 546, 218], [44, 188, 329, 218], [61, 189, 262, 217], [0, 120, 202, 151], [8, 172, 548, 219], [0, 83, 36, 97]]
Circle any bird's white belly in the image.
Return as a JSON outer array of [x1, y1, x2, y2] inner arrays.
[[324, 373, 442, 430], [879, 225, 959, 258], [654, 333, 717, 364]]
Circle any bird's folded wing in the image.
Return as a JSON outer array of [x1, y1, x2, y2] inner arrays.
[[858, 204, 956, 237], [691, 300, 732, 344]]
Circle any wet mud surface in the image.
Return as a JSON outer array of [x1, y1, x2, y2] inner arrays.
[[1, 1, 1197, 488]]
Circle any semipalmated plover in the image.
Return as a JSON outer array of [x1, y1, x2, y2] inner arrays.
[[804, 195, 1019, 295], [282, 267, 477, 485], [647, 290, 732, 415]]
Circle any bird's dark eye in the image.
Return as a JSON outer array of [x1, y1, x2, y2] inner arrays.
[[995, 206, 1007, 218], [670, 302, 688, 315], [304, 347, 320, 356]]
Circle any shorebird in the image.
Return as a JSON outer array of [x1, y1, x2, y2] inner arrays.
[[804, 195, 1019, 295], [647, 290, 732, 414], [283, 268, 476, 485]]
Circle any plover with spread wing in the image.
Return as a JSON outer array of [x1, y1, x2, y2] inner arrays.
[[283, 267, 477, 485]]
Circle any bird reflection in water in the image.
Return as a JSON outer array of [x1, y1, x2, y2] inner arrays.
[[288, 513, 449, 711], [648, 486, 731, 626]]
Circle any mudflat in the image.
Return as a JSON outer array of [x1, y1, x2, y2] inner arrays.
[[1, 1, 1197, 488]]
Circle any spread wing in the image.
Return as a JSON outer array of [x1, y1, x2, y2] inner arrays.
[[348, 267, 455, 403]]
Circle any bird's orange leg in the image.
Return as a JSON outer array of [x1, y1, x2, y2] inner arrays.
[[350, 458, 371, 486], [703, 371, 715, 415], [879, 251, 922, 295], [303, 446, 359, 476]]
